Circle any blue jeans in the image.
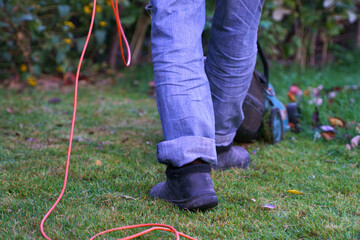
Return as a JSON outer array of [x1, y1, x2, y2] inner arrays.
[[149, 0, 264, 167]]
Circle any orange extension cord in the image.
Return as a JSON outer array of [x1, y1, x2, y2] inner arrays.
[[39, 1, 197, 239]]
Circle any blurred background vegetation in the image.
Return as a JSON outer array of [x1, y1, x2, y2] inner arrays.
[[0, 0, 359, 86]]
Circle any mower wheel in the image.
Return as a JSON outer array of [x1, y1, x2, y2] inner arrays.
[[264, 107, 283, 144], [287, 102, 301, 132]]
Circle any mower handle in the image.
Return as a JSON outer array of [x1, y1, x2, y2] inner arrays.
[[257, 41, 269, 82]]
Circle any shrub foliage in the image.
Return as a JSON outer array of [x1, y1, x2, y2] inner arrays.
[[0, 0, 359, 83]]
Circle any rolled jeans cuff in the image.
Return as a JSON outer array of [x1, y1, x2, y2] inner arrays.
[[157, 136, 217, 167], [215, 132, 236, 147]]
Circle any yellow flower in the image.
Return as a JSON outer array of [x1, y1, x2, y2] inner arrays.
[[106, 0, 112, 6], [64, 21, 76, 29], [56, 67, 63, 73], [83, 5, 91, 14], [99, 21, 107, 27], [96, 5, 102, 13], [64, 38, 72, 44], [27, 76, 37, 87], [20, 64, 28, 72]]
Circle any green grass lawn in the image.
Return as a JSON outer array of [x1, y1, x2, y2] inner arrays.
[[1, 61, 359, 239]]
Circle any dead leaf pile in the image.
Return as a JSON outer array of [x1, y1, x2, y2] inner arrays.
[[299, 83, 360, 149]]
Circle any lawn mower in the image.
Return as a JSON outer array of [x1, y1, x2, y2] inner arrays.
[[235, 42, 300, 144]]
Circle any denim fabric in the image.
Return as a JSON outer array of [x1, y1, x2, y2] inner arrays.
[[150, 0, 264, 167]]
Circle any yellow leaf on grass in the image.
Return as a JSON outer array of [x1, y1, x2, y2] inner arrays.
[[96, 160, 102, 166], [287, 190, 304, 195]]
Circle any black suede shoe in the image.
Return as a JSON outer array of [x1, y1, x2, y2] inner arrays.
[[150, 163, 218, 211], [212, 144, 251, 170]]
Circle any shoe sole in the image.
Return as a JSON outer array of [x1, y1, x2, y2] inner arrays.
[[173, 193, 218, 211], [211, 160, 250, 171]]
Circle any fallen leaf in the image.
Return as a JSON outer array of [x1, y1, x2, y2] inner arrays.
[[287, 92, 296, 102], [287, 190, 304, 195], [321, 132, 335, 141], [120, 195, 137, 200], [48, 98, 61, 104], [320, 125, 335, 132], [351, 135, 360, 148], [262, 204, 276, 209], [329, 117, 346, 128], [96, 160, 102, 166]]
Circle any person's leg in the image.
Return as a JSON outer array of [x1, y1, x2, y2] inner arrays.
[[205, 0, 265, 169], [150, 0, 216, 168], [149, 0, 218, 210]]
